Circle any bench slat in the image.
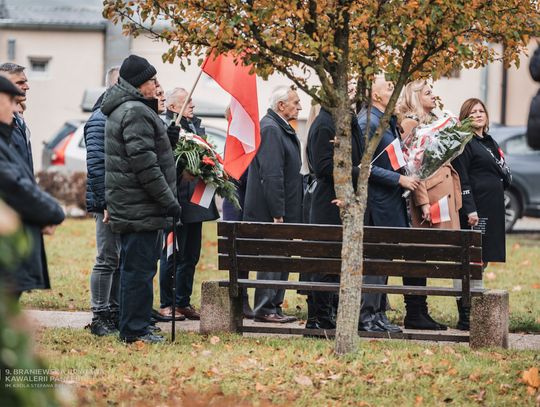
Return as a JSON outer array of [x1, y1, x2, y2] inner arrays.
[[239, 326, 470, 342], [217, 279, 486, 296], [218, 222, 482, 247], [218, 254, 483, 279], [218, 238, 482, 263]]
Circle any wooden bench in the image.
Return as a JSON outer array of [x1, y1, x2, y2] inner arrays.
[[200, 221, 508, 346]]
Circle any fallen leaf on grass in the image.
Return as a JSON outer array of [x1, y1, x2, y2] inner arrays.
[[499, 384, 511, 395], [209, 336, 220, 345], [423, 349, 434, 356], [512, 242, 521, 250], [255, 382, 267, 392], [531, 283, 540, 289], [328, 373, 342, 381], [512, 285, 523, 292], [520, 259, 531, 267], [522, 367, 540, 388], [294, 375, 313, 387], [201, 350, 212, 357], [415, 395, 423, 405], [485, 272, 496, 281], [469, 372, 481, 382], [447, 368, 458, 376], [470, 390, 486, 402], [133, 341, 145, 351]]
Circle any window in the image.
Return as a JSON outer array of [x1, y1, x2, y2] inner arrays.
[[504, 135, 535, 155], [28, 57, 51, 78], [7, 39, 16, 61]]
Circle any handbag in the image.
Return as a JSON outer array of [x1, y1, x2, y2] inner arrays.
[[480, 141, 512, 189]]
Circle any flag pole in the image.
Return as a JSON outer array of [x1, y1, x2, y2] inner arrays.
[[175, 68, 204, 126]]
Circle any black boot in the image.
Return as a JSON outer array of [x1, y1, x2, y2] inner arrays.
[[90, 311, 118, 336], [456, 299, 470, 330], [404, 296, 443, 330], [108, 309, 120, 330], [419, 301, 447, 330], [305, 296, 319, 330]]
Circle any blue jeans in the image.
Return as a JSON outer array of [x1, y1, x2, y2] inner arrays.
[[159, 222, 202, 308], [119, 230, 161, 339], [90, 213, 121, 313]]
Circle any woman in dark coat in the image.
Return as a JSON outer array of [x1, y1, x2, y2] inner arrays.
[[452, 98, 508, 329], [306, 107, 363, 329]]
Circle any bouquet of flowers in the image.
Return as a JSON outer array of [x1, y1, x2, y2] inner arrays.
[[401, 111, 474, 196], [173, 129, 240, 209]]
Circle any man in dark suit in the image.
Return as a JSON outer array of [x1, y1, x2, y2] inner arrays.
[[157, 87, 219, 321], [243, 86, 303, 323], [0, 75, 65, 299], [0, 63, 33, 173], [357, 76, 419, 333]]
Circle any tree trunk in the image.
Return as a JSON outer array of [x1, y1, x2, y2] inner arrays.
[[331, 105, 368, 355]]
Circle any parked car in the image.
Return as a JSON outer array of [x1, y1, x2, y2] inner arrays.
[[41, 120, 84, 170], [45, 120, 228, 174], [491, 126, 540, 231]]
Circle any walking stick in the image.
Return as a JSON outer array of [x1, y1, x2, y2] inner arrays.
[[171, 216, 177, 342]]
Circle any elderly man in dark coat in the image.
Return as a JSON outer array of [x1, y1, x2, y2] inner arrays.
[[244, 86, 303, 323], [102, 55, 181, 344], [306, 107, 363, 329], [156, 87, 219, 322], [357, 76, 421, 333], [0, 75, 65, 299]]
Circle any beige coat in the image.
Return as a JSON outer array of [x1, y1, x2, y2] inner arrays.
[[411, 164, 462, 229]]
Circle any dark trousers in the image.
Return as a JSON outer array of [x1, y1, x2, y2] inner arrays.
[[311, 273, 339, 324], [119, 230, 161, 339], [159, 222, 202, 308], [360, 275, 426, 322], [253, 271, 288, 315]]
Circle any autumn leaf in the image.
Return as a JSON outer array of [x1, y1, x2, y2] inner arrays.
[[255, 382, 267, 392], [512, 286, 523, 292], [522, 368, 540, 388], [133, 341, 145, 351], [209, 336, 220, 345], [423, 349, 434, 356], [485, 272, 496, 281], [531, 283, 540, 289], [415, 395, 423, 405], [294, 375, 313, 387]]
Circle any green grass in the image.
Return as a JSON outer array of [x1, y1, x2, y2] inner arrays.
[[36, 328, 539, 406], [22, 219, 540, 332]]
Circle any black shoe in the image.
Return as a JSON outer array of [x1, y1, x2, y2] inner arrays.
[[358, 319, 387, 332], [374, 312, 402, 333], [121, 333, 164, 344], [404, 311, 443, 330], [422, 313, 448, 330], [90, 312, 118, 336], [243, 302, 255, 319], [152, 308, 173, 322], [149, 323, 162, 333], [456, 299, 470, 330], [108, 310, 120, 331]]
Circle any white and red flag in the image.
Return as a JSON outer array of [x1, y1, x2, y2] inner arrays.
[[163, 231, 177, 259], [190, 179, 217, 208], [201, 51, 260, 180], [384, 138, 407, 170], [430, 195, 451, 224]]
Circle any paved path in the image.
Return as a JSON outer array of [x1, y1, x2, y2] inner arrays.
[[25, 309, 540, 350]]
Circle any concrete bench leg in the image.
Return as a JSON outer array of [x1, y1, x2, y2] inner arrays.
[[200, 281, 242, 334], [470, 289, 509, 349]]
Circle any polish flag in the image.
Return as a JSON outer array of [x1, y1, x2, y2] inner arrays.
[[163, 231, 177, 259], [430, 195, 451, 224], [190, 179, 216, 208], [201, 51, 260, 180], [385, 138, 407, 170]]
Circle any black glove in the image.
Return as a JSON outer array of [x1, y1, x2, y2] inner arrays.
[[167, 124, 181, 147], [166, 202, 182, 219]]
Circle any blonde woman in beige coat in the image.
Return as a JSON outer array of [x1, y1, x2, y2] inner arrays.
[[397, 80, 463, 330]]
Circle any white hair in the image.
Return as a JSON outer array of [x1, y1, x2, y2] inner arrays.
[[105, 66, 120, 89], [165, 87, 187, 108], [269, 86, 293, 110]]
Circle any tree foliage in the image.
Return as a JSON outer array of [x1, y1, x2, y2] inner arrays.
[[103, 0, 539, 354]]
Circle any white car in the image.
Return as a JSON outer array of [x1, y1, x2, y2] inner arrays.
[[46, 120, 228, 174]]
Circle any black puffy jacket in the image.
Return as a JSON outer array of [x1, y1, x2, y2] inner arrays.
[[84, 94, 107, 212], [101, 78, 179, 233]]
